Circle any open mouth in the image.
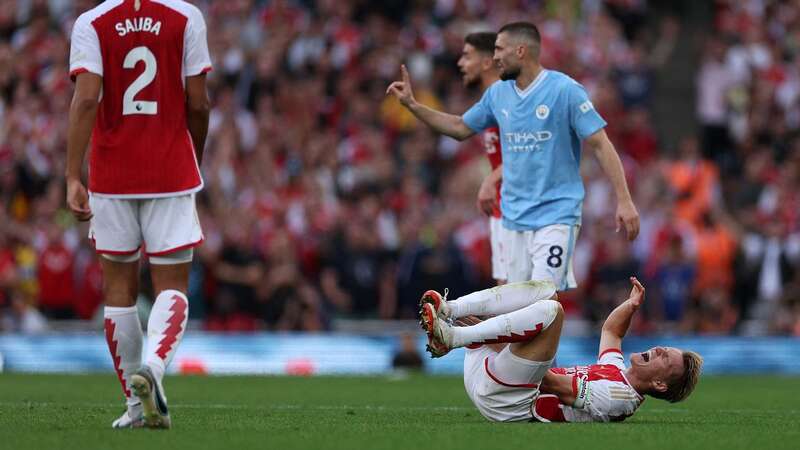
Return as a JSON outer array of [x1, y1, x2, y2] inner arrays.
[[641, 351, 650, 362]]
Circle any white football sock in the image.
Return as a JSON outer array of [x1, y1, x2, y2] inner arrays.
[[144, 290, 189, 386], [448, 281, 556, 318], [104, 306, 143, 407], [451, 299, 560, 348]]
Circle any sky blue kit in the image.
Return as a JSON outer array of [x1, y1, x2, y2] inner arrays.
[[462, 70, 607, 231]]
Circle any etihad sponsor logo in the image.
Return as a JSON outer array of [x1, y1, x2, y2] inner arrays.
[[504, 130, 553, 152]]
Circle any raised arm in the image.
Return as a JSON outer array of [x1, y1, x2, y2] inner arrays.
[[584, 129, 640, 241], [386, 65, 475, 141], [598, 277, 645, 355]]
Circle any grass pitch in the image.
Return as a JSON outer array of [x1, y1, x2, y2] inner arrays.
[[1, 373, 798, 450]]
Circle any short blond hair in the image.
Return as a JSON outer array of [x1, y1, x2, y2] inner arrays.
[[652, 351, 703, 403]]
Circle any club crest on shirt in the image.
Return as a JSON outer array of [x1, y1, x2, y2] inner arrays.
[[536, 104, 549, 120]]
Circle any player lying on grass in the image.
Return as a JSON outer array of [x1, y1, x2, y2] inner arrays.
[[419, 278, 702, 422]]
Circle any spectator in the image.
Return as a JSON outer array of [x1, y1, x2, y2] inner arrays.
[[205, 217, 265, 331], [0, 0, 796, 335], [586, 235, 641, 328], [36, 224, 75, 319], [651, 235, 695, 330], [320, 217, 396, 319], [392, 332, 424, 371], [696, 37, 736, 162], [663, 136, 720, 227]]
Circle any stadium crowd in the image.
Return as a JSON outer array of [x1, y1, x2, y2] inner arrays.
[[0, 0, 798, 335]]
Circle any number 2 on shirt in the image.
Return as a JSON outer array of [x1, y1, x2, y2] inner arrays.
[[122, 46, 157, 115]]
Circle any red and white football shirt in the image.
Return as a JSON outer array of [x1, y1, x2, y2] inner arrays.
[[482, 126, 502, 219], [69, 0, 212, 197], [533, 349, 644, 422]]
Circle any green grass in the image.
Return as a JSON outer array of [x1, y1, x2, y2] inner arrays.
[[1, 374, 798, 450]]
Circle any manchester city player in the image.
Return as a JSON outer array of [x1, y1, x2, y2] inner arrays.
[[386, 22, 639, 290]]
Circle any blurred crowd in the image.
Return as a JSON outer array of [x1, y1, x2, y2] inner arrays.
[[0, 0, 798, 336]]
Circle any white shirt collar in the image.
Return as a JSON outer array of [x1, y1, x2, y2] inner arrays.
[[514, 69, 549, 98]]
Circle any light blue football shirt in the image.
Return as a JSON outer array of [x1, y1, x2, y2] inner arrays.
[[462, 69, 607, 231]]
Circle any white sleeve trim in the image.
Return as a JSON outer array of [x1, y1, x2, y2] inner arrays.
[[182, 4, 212, 77], [69, 14, 104, 78]]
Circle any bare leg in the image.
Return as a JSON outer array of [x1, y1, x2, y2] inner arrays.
[[480, 306, 563, 389], [150, 262, 190, 295], [509, 303, 563, 362], [100, 258, 140, 307]]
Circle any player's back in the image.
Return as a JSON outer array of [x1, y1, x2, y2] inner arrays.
[[69, 0, 211, 197]]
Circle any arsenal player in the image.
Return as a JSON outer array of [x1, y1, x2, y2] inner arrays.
[[66, 0, 211, 429], [456, 32, 506, 284], [420, 278, 702, 422]]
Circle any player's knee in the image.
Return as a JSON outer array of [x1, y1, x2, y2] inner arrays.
[[521, 280, 557, 301], [537, 299, 563, 329], [150, 268, 191, 294], [553, 301, 564, 323], [551, 300, 564, 324], [102, 283, 137, 307]]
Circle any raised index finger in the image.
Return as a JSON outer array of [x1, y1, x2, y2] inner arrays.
[[401, 64, 410, 83]]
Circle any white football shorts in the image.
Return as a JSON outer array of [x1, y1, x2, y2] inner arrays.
[[88, 193, 203, 261], [504, 224, 580, 290], [489, 216, 509, 281], [463, 345, 554, 422]]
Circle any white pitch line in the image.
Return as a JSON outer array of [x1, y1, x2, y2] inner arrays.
[[3, 402, 800, 415], [0, 401, 472, 412]]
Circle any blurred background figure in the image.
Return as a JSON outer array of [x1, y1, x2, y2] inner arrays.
[[392, 331, 424, 372], [0, 0, 797, 337]]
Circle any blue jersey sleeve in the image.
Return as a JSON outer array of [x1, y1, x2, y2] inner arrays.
[[566, 81, 606, 140], [462, 85, 497, 133]]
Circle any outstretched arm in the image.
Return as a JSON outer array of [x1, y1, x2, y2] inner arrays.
[[598, 277, 645, 355], [386, 65, 475, 141], [585, 129, 639, 241]]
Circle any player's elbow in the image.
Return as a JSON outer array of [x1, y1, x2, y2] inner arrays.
[[586, 137, 605, 155], [70, 96, 98, 115], [186, 96, 210, 116], [453, 122, 474, 141], [591, 137, 618, 158], [600, 320, 617, 335]]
